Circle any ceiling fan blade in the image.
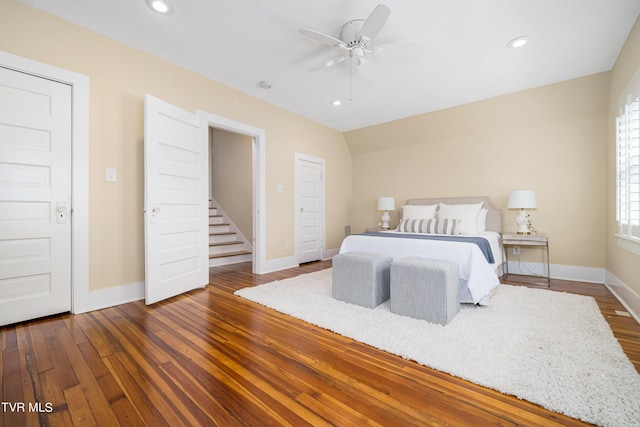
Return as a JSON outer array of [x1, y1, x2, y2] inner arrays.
[[299, 28, 347, 49], [309, 55, 348, 72], [359, 4, 391, 44], [371, 43, 423, 62]]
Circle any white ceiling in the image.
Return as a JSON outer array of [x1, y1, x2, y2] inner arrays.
[[20, 0, 640, 132]]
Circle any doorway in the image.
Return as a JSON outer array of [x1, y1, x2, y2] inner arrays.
[[209, 128, 253, 267], [197, 110, 266, 274]]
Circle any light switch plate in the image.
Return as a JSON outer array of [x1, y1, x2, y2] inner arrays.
[[106, 168, 117, 183]]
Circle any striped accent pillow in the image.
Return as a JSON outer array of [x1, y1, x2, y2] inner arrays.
[[398, 218, 461, 235]]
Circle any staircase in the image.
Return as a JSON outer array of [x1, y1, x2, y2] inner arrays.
[[209, 200, 252, 267]]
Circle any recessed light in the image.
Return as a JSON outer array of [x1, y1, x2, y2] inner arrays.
[[332, 100, 342, 106], [506, 36, 529, 49], [145, 0, 173, 15], [258, 80, 272, 89]]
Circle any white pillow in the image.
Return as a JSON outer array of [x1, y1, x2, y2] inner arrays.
[[477, 208, 488, 233], [438, 202, 483, 234], [401, 204, 437, 220]]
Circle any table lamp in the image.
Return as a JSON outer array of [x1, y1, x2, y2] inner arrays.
[[508, 190, 537, 234], [377, 197, 395, 230]]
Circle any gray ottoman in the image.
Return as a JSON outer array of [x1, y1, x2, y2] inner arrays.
[[332, 252, 393, 308], [390, 257, 459, 325]]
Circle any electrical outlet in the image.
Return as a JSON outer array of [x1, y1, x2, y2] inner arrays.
[[512, 246, 520, 255], [284, 242, 290, 251]]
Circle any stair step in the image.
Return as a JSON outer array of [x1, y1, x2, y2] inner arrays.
[[209, 215, 225, 225], [209, 250, 252, 259], [207, 199, 252, 267], [209, 231, 236, 244], [209, 251, 252, 267], [209, 224, 231, 233], [210, 240, 243, 247], [209, 240, 245, 255]]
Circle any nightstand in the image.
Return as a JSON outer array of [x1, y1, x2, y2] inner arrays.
[[502, 233, 550, 286]]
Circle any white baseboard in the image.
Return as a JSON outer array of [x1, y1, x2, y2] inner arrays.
[[260, 248, 339, 274], [261, 255, 299, 274], [72, 254, 315, 313], [508, 261, 640, 323], [72, 259, 639, 326], [506, 261, 605, 284], [73, 281, 144, 314], [605, 271, 640, 324], [73, 253, 317, 313]]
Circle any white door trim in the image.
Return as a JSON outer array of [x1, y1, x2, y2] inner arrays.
[[0, 51, 90, 313], [196, 110, 266, 274], [294, 152, 326, 263]]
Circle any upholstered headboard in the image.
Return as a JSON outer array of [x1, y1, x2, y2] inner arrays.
[[404, 196, 502, 234]]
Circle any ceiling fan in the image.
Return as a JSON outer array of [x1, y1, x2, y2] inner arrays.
[[299, 4, 419, 72]]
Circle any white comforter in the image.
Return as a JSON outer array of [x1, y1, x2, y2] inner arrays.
[[338, 232, 502, 305]]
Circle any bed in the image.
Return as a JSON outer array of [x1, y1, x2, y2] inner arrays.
[[339, 196, 503, 305]]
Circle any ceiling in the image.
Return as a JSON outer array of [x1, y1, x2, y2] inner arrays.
[[20, 0, 640, 132]]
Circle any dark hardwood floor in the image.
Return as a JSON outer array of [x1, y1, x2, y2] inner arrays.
[[1, 261, 639, 426]]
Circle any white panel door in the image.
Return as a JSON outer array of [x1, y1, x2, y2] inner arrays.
[[0, 67, 72, 325], [295, 154, 325, 264], [144, 95, 208, 304]]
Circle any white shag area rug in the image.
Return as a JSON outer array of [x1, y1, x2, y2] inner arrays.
[[235, 269, 640, 427]]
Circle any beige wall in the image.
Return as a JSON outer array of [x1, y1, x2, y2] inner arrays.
[[607, 17, 640, 296], [345, 73, 609, 269], [0, 0, 352, 291], [211, 128, 252, 240], [3, 0, 637, 298]]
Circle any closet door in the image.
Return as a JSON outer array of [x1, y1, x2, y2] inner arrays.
[[0, 67, 72, 325], [295, 153, 325, 264]]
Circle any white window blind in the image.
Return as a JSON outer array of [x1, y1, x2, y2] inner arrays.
[[617, 78, 640, 240]]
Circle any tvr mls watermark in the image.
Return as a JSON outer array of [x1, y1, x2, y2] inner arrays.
[[1, 401, 54, 413]]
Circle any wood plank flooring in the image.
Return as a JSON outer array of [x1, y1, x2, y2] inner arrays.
[[1, 261, 639, 426]]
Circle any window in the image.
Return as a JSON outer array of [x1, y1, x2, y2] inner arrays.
[[616, 76, 640, 242]]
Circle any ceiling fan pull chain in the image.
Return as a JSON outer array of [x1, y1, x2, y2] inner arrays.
[[349, 58, 353, 102]]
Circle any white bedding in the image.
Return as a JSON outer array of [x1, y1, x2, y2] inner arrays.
[[338, 231, 502, 305]]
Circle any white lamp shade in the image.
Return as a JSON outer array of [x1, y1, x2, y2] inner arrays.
[[508, 190, 537, 209], [377, 197, 396, 211]]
